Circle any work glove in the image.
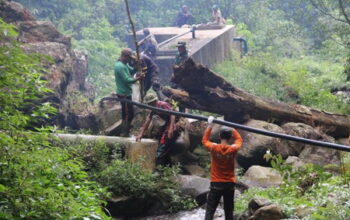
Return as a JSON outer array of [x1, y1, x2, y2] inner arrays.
[[207, 116, 215, 128]]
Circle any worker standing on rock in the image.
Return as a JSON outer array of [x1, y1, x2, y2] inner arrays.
[[114, 48, 144, 137], [139, 54, 165, 100], [174, 41, 189, 66], [202, 116, 243, 220], [136, 93, 178, 166], [172, 41, 189, 112]]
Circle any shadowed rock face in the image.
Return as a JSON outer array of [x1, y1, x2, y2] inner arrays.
[[0, 0, 95, 128], [0, 1, 35, 23]]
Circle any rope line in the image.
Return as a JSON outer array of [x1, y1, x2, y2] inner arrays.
[[103, 97, 350, 152]]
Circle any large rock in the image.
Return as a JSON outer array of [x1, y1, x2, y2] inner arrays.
[[282, 123, 339, 166], [242, 165, 283, 188], [0, 1, 95, 129], [18, 21, 71, 46], [249, 204, 285, 220], [285, 156, 305, 170], [178, 175, 210, 206], [183, 164, 207, 177], [238, 199, 284, 220], [0, 1, 35, 23], [237, 120, 290, 169]]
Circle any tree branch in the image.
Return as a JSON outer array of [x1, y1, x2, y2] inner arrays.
[[338, 0, 350, 26], [310, 0, 349, 24]]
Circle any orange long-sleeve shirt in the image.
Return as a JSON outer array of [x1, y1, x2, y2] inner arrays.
[[202, 127, 243, 183]]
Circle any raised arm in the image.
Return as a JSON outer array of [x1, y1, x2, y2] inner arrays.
[[136, 113, 152, 142], [230, 128, 243, 150], [202, 116, 216, 151]]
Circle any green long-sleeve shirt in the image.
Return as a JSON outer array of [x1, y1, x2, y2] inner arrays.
[[114, 61, 136, 96]]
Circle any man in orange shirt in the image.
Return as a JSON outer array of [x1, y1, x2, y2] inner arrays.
[[202, 116, 243, 220]]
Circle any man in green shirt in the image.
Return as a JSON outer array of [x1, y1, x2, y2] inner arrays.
[[115, 48, 143, 137]]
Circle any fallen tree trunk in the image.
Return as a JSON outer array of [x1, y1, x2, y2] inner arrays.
[[163, 58, 350, 138]]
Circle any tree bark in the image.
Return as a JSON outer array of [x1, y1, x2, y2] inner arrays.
[[163, 58, 350, 138]]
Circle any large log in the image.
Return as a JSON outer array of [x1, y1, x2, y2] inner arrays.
[[163, 58, 350, 138]]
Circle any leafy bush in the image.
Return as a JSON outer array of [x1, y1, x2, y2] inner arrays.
[[94, 160, 197, 213], [0, 19, 110, 219], [214, 52, 349, 114], [236, 153, 350, 219], [59, 140, 197, 213]]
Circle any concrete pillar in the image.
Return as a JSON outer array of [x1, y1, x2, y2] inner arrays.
[[54, 133, 158, 171]]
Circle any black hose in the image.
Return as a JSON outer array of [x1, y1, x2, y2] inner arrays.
[[105, 97, 350, 152]]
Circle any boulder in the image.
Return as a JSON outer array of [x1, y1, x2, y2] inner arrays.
[[337, 138, 349, 146], [295, 205, 312, 218], [0, 1, 35, 23], [237, 120, 290, 169], [242, 165, 283, 188], [18, 21, 71, 46], [238, 199, 283, 220], [282, 122, 340, 166], [285, 156, 305, 170], [0, 1, 95, 130], [249, 204, 284, 220], [178, 175, 210, 206], [97, 97, 123, 134], [248, 199, 272, 215], [187, 119, 206, 150], [183, 165, 207, 177]]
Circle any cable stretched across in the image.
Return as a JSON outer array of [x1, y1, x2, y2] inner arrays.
[[105, 97, 350, 152]]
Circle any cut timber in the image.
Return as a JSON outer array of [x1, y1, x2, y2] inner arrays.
[[54, 133, 158, 171], [164, 58, 350, 138]]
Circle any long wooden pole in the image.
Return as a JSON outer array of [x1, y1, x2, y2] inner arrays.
[[123, 0, 145, 102]]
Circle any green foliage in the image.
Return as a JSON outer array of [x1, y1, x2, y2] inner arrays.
[[94, 160, 197, 213], [73, 18, 123, 99], [59, 140, 197, 213], [0, 132, 109, 220], [214, 51, 350, 114], [214, 52, 296, 102], [0, 19, 110, 219], [16, 0, 350, 100], [236, 154, 350, 219]]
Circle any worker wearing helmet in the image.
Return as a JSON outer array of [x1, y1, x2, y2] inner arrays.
[[136, 93, 178, 166]]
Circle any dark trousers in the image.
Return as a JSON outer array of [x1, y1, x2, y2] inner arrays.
[[205, 182, 235, 220], [156, 130, 179, 166], [117, 95, 134, 122]]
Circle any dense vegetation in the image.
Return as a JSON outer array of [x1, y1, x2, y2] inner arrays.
[[0, 19, 109, 219], [0, 17, 194, 218], [16, 0, 350, 109], [1, 0, 350, 218], [236, 152, 350, 219]]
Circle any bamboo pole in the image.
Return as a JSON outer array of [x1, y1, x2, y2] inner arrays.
[[123, 0, 145, 102]]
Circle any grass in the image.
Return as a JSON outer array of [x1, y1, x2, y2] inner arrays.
[[214, 51, 350, 114]]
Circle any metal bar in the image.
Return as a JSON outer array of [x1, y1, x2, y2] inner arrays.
[[158, 29, 192, 48], [102, 97, 350, 152]]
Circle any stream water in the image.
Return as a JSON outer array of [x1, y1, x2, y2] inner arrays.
[[136, 207, 226, 220]]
